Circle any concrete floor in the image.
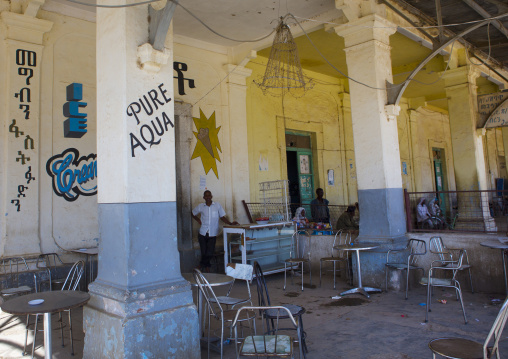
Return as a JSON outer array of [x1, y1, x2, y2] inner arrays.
[[0, 271, 507, 358]]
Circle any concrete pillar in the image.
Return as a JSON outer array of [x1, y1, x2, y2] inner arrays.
[[0, 11, 52, 256], [335, 14, 406, 286], [82, 4, 199, 358], [444, 67, 496, 230], [503, 127, 508, 175], [224, 64, 252, 224]]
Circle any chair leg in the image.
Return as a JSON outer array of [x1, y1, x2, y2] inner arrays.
[[425, 284, 430, 322], [31, 314, 39, 359], [309, 261, 312, 287], [23, 314, 30, 356], [69, 310, 74, 355], [455, 283, 468, 324], [468, 268, 474, 294], [385, 266, 388, 292], [319, 260, 322, 287], [333, 261, 336, 290], [284, 262, 287, 290], [59, 312, 64, 347], [220, 319, 224, 359], [405, 268, 409, 300], [301, 262, 304, 291]]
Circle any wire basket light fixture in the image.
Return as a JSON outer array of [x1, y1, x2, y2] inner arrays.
[[254, 17, 314, 97]]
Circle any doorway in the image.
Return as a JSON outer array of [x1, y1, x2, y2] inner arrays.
[[286, 133, 314, 218], [432, 148, 447, 214]]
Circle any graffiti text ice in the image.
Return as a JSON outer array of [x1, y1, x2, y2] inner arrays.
[[46, 148, 97, 202], [63, 83, 88, 138]]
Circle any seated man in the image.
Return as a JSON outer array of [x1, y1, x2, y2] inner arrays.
[[336, 205, 359, 231], [310, 188, 330, 223], [416, 198, 434, 228]]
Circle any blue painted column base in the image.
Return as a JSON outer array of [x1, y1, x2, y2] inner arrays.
[[354, 188, 408, 288], [83, 202, 200, 358], [83, 280, 199, 358]]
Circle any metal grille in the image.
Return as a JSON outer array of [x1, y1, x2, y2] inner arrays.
[[258, 180, 290, 221], [404, 189, 507, 233], [243, 201, 357, 227]]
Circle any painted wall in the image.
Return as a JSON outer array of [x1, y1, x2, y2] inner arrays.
[[0, 9, 98, 258], [245, 57, 357, 207]]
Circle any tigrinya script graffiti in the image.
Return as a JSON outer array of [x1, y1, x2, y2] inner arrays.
[[46, 148, 97, 202]]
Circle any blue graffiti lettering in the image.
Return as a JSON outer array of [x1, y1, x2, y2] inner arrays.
[[46, 148, 97, 202]]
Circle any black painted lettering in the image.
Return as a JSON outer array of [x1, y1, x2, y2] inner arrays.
[[148, 89, 164, 110], [139, 95, 153, 116], [130, 133, 146, 157], [162, 111, 174, 130], [158, 83, 172, 103], [152, 117, 164, 136], [140, 125, 160, 147], [126, 102, 142, 125]]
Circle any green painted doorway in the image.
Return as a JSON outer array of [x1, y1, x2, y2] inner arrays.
[[433, 148, 446, 214], [286, 133, 314, 218]]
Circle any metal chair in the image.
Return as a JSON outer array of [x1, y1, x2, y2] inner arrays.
[[319, 230, 351, 289], [0, 257, 35, 300], [430, 236, 474, 293], [193, 269, 254, 359], [211, 263, 252, 309], [385, 239, 426, 299], [419, 250, 468, 324], [35, 253, 66, 291], [428, 296, 508, 358], [232, 306, 303, 359], [253, 261, 307, 356], [284, 231, 311, 291], [24, 260, 84, 358]]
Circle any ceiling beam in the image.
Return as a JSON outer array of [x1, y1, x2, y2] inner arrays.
[[435, 0, 446, 43], [149, 0, 179, 51], [461, 0, 508, 40]]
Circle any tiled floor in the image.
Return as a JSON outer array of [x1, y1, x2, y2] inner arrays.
[[0, 271, 507, 358]]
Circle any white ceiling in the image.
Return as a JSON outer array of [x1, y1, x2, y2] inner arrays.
[[172, 0, 337, 47]]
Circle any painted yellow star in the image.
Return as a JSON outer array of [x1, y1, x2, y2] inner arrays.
[[191, 109, 222, 178]]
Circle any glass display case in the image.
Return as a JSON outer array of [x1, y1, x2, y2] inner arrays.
[[223, 222, 296, 275]]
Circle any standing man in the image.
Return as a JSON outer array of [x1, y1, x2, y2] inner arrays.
[[310, 188, 330, 223], [192, 190, 238, 272]]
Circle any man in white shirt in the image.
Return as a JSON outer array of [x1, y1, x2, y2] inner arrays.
[[192, 190, 238, 272]]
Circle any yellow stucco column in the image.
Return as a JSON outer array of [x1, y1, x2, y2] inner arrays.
[[444, 66, 496, 230], [334, 15, 406, 242], [0, 11, 52, 256], [223, 64, 252, 224]]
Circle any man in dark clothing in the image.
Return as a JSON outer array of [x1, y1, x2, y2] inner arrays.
[[336, 205, 359, 231], [310, 188, 330, 223]]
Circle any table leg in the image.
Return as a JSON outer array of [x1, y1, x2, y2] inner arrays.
[[340, 250, 381, 299], [44, 312, 52, 358], [502, 250, 508, 296]]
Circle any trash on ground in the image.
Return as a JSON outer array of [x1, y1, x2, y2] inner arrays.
[[437, 299, 447, 304], [418, 303, 426, 306], [331, 296, 342, 300]]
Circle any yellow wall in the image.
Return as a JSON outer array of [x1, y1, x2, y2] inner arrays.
[[246, 58, 357, 206]]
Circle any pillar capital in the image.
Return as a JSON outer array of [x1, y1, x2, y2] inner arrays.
[[1, 11, 53, 44], [442, 66, 481, 89], [137, 43, 171, 73], [334, 14, 396, 48]]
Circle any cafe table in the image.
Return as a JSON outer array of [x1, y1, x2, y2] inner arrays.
[[480, 238, 508, 295], [333, 243, 382, 298], [1, 290, 90, 358], [182, 272, 234, 340]]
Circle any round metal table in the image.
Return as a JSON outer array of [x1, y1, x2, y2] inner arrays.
[[333, 243, 381, 298], [480, 239, 508, 295], [1, 290, 90, 358]]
